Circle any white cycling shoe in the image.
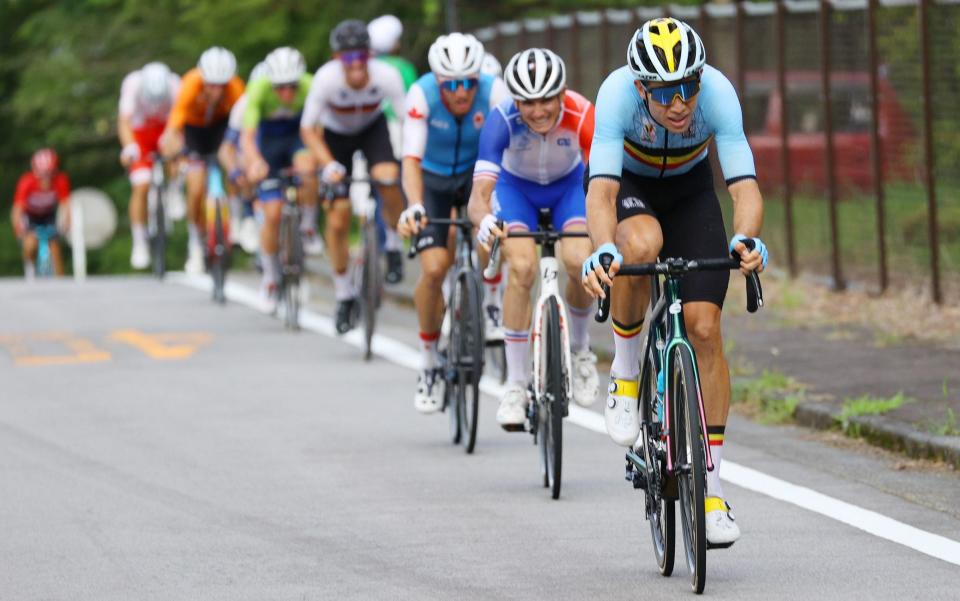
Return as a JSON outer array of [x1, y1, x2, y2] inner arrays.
[[484, 304, 504, 342], [705, 497, 740, 548], [414, 368, 444, 414], [259, 280, 278, 315], [130, 241, 150, 270], [302, 229, 325, 256], [571, 349, 599, 407], [240, 217, 259, 254], [605, 378, 641, 447], [496, 383, 528, 430]]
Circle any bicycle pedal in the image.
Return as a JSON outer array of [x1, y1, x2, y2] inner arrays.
[[500, 423, 526, 433]]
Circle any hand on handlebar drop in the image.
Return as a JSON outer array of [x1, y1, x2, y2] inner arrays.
[[247, 157, 269, 184], [321, 161, 347, 184], [120, 143, 140, 167], [397, 203, 426, 238], [581, 242, 623, 299], [476, 214, 504, 251], [729, 234, 768, 275]]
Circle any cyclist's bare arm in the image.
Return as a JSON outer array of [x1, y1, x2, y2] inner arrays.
[[583, 177, 622, 293], [401, 157, 423, 207], [240, 127, 263, 165], [728, 178, 765, 273], [466, 178, 495, 227], [300, 125, 336, 169], [117, 114, 135, 148]]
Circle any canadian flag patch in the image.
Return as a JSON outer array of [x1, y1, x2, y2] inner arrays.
[[473, 111, 485, 129], [408, 107, 425, 120]]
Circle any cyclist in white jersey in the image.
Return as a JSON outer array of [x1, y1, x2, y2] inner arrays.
[[117, 62, 180, 269], [300, 19, 408, 334]]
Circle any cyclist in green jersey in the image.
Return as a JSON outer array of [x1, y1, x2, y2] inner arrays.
[[241, 47, 318, 312]]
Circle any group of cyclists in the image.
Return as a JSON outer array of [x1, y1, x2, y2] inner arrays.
[[12, 14, 770, 549]]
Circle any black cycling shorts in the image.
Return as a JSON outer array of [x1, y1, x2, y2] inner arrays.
[[184, 119, 229, 159], [413, 169, 473, 252], [323, 114, 397, 170], [594, 159, 730, 308]]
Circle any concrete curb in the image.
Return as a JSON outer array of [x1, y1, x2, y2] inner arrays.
[[304, 259, 960, 469]]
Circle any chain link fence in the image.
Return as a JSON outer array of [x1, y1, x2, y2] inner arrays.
[[474, 0, 960, 304]]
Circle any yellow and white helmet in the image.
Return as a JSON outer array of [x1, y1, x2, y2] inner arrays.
[[627, 18, 705, 82]]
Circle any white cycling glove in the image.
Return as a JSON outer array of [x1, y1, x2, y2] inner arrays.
[[477, 214, 500, 247], [398, 203, 426, 230], [120, 143, 141, 163], [321, 161, 347, 184]]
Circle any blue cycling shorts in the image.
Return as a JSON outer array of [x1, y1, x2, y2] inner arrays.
[[492, 163, 586, 232]]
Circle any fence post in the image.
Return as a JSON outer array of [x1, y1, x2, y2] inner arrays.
[[599, 10, 611, 74], [867, 0, 888, 293], [777, 0, 797, 276], [917, 0, 942, 303], [820, 0, 845, 290], [570, 14, 582, 91]]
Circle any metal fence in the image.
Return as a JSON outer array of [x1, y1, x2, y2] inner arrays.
[[474, 0, 960, 304]]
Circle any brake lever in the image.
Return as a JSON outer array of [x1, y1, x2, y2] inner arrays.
[[595, 254, 614, 323]]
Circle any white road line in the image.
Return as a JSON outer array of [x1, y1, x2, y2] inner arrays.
[[172, 273, 960, 567]]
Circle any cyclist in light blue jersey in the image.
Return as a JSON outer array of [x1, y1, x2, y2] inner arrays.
[[579, 18, 769, 548], [396, 33, 509, 413]]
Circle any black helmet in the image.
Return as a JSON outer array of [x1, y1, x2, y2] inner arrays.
[[330, 19, 370, 52]]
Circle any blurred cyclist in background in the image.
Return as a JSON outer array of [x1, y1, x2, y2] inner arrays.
[[160, 47, 244, 274], [118, 62, 181, 269], [11, 149, 71, 278], [481, 52, 503, 78]]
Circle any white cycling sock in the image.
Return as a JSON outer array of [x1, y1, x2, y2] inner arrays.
[[384, 228, 402, 252], [419, 331, 440, 369], [568, 304, 592, 353], [504, 329, 530, 385], [260, 251, 278, 285], [610, 318, 643, 379], [300, 204, 318, 232], [333, 271, 356, 301], [707, 426, 725, 499], [131, 224, 148, 247], [187, 222, 201, 248]]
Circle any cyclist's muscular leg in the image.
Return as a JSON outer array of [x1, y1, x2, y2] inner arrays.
[[293, 151, 319, 227], [49, 239, 65, 276], [129, 183, 149, 226], [370, 162, 403, 228], [260, 202, 282, 255], [502, 237, 537, 386], [558, 224, 593, 314], [415, 247, 452, 334], [22, 233, 38, 263], [683, 302, 730, 428], [324, 200, 352, 275], [186, 164, 207, 230]]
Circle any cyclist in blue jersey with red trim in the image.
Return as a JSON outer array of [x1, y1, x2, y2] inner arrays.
[[579, 18, 769, 547], [397, 33, 509, 413], [467, 48, 600, 429]]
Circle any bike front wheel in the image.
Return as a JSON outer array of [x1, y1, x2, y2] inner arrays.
[[673, 344, 707, 594], [537, 297, 565, 500], [278, 208, 302, 330], [360, 219, 380, 360], [450, 271, 484, 454]]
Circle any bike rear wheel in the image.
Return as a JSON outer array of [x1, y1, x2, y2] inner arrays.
[[360, 219, 380, 360], [538, 297, 565, 500], [639, 340, 675, 577], [279, 208, 302, 330], [152, 184, 166, 279], [673, 344, 707, 594], [210, 198, 228, 304], [451, 271, 484, 454]]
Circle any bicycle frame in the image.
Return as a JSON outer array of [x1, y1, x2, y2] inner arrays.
[[642, 276, 715, 475], [33, 224, 58, 277], [530, 246, 573, 406]]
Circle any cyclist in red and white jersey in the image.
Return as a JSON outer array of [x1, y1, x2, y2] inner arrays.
[[11, 149, 71, 277], [300, 19, 408, 334], [118, 62, 181, 269]]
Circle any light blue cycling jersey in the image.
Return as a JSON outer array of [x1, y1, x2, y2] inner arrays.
[[401, 73, 508, 177], [589, 65, 756, 183]]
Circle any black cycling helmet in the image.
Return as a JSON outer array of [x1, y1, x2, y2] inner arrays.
[[330, 19, 370, 52]]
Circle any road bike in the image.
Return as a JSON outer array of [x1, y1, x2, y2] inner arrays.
[[485, 209, 588, 500], [410, 213, 485, 454], [204, 157, 230, 304], [32, 223, 59, 278], [147, 154, 168, 279], [595, 243, 763, 594], [260, 171, 305, 330], [322, 176, 385, 360]]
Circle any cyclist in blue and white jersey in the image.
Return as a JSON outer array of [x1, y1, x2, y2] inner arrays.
[[467, 48, 600, 429], [396, 33, 509, 413], [579, 18, 768, 547]]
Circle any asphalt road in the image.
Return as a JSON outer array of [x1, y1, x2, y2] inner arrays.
[[1, 275, 958, 600]]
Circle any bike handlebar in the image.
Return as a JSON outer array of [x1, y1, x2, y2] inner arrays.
[[481, 224, 589, 280], [594, 238, 764, 323], [406, 214, 475, 259]]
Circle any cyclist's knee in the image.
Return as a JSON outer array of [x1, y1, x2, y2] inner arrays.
[[420, 256, 449, 286], [370, 162, 399, 183], [507, 256, 537, 290], [22, 235, 38, 257], [685, 309, 722, 352]]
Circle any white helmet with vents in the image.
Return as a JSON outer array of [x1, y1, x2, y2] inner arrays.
[[427, 33, 485, 79], [368, 15, 403, 55], [139, 62, 173, 106], [265, 47, 306, 85], [480, 53, 502, 78], [198, 46, 237, 84], [504, 48, 566, 101]]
